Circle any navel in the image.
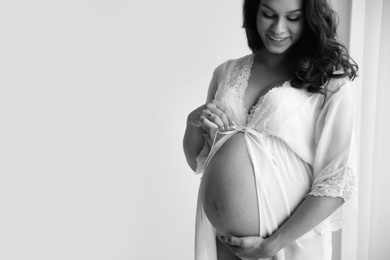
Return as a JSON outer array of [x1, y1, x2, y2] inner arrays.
[[212, 200, 221, 212]]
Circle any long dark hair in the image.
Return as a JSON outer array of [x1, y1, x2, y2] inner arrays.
[[242, 0, 358, 98]]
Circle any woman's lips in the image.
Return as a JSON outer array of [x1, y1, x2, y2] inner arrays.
[[267, 34, 289, 42]]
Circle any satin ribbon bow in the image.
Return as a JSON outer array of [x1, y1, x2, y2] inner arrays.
[[211, 125, 278, 167]]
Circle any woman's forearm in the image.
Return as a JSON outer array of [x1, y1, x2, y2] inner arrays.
[[266, 195, 344, 254], [183, 121, 204, 171]]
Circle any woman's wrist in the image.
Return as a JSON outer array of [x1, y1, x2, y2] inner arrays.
[[262, 233, 284, 256]]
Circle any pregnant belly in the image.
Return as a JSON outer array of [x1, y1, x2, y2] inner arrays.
[[201, 132, 259, 237]]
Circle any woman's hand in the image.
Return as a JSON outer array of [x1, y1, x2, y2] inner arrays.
[[217, 235, 277, 259], [187, 100, 233, 131]]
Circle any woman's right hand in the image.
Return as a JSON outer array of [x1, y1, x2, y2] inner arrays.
[[187, 100, 233, 131]]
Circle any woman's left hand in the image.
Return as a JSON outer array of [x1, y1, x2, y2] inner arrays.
[[217, 235, 276, 259]]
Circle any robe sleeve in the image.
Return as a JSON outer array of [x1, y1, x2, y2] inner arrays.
[[194, 62, 228, 174], [309, 79, 358, 234], [195, 137, 211, 174]]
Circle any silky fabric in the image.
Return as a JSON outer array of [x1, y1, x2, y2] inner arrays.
[[194, 54, 357, 260]]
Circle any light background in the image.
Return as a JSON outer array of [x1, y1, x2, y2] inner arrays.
[[1, 1, 383, 260], [0, 1, 247, 259]]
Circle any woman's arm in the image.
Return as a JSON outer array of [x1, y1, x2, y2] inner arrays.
[[266, 195, 343, 254], [220, 80, 357, 258], [220, 195, 344, 258], [183, 114, 207, 171], [183, 64, 230, 171]]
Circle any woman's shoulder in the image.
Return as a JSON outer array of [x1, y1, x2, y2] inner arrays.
[[326, 73, 355, 94], [217, 54, 254, 79], [215, 53, 253, 71], [226, 53, 253, 64], [323, 74, 355, 106]]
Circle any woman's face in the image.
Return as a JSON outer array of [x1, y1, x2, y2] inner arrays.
[[256, 0, 304, 55]]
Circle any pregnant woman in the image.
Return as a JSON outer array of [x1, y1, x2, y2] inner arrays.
[[183, 0, 358, 259]]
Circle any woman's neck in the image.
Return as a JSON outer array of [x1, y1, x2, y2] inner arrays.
[[255, 48, 290, 70]]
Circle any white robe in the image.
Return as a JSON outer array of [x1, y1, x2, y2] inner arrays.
[[194, 54, 358, 260]]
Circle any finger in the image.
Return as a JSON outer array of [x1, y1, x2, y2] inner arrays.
[[209, 113, 225, 130], [214, 110, 230, 129], [203, 109, 224, 130], [211, 100, 234, 123], [220, 236, 243, 247], [216, 234, 228, 244], [210, 100, 232, 127], [206, 105, 229, 130], [200, 116, 219, 130]]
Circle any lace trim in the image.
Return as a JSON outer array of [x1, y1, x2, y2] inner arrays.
[[224, 54, 254, 100], [217, 54, 312, 132], [247, 84, 310, 131], [308, 166, 358, 234], [216, 55, 253, 126], [196, 54, 253, 174], [195, 143, 210, 174], [309, 166, 356, 200]]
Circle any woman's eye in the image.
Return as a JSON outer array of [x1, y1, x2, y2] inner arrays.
[[262, 12, 274, 18], [287, 16, 301, 22]]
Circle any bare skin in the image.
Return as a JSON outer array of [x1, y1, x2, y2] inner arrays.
[[210, 52, 293, 260], [245, 52, 292, 111], [183, 23, 300, 260], [184, 0, 346, 257]]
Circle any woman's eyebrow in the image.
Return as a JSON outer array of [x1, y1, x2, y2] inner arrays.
[[260, 4, 275, 11], [287, 9, 302, 14], [260, 4, 302, 14]]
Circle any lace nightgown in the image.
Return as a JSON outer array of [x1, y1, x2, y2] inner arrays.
[[193, 54, 358, 260]]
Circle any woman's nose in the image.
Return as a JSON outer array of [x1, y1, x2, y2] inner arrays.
[[271, 19, 286, 35]]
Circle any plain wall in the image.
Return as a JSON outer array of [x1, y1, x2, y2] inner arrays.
[[0, 1, 358, 259], [367, 0, 390, 259], [0, 1, 247, 259], [349, 0, 390, 259]]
